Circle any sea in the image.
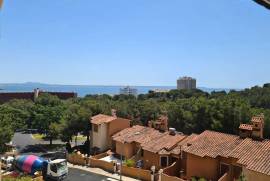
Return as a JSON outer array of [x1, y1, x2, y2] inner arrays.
[[0, 83, 232, 97]]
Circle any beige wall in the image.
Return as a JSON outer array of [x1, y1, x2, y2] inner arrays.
[[186, 154, 219, 181], [115, 141, 135, 159], [108, 118, 130, 148], [243, 168, 270, 181], [92, 123, 108, 151], [91, 118, 130, 152], [108, 118, 130, 137]]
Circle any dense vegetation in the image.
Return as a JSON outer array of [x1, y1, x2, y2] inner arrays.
[[1, 83, 270, 153]]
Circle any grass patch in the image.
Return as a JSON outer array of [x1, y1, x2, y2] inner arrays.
[[73, 135, 87, 141], [32, 134, 45, 140]]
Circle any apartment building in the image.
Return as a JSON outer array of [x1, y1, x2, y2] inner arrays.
[[177, 77, 196, 90]]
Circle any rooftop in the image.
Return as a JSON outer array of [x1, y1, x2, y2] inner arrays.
[[184, 130, 270, 176], [142, 132, 186, 154], [112, 125, 161, 145], [91, 114, 117, 125], [229, 138, 270, 176], [170, 134, 198, 155], [113, 125, 187, 155], [183, 130, 243, 158]]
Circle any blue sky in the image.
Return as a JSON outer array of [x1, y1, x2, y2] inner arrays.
[[0, 0, 269, 88]]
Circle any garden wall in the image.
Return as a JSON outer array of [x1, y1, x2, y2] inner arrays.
[[121, 165, 152, 181]]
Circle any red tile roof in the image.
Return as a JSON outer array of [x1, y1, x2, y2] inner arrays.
[[183, 130, 243, 158], [142, 132, 186, 154], [91, 114, 117, 124], [184, 130, 270, 176], [229, 138, 270, 176], [170, 134, 198, 155], [113, 125, 186, 155], [112, 125, 161, 144]]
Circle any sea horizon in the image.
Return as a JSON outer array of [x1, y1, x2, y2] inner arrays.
[[0, 82, 237, 97]]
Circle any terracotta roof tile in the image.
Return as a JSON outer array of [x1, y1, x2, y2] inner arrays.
[[113, 125, 186, 154], [229, 138, 270, 176], [112, 125, 161, 144], [170, 134, 198, 155], [142, 133, 186, 154], [183, 130, 242, 158], [184, 130, 270, 176], [91, 114, 117, 124]]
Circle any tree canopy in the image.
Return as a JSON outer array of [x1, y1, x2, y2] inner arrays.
[[1, 84, 270, 153]]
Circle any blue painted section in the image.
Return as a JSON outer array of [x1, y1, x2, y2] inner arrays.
[[15, 155, 45, 175]]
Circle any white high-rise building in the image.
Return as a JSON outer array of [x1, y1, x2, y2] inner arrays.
[[120, 86, 138, 96]]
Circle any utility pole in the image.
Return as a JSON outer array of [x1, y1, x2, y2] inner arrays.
[[120, 141, 126, 181], [120, 154, 122, 181]]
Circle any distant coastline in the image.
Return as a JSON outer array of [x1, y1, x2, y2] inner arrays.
[[0, 82, 237, 97]]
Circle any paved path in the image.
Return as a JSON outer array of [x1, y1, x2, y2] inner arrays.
[[67, 168, 119, 181], [68, 163, 139, 181], [12, 132, 83, 155], [12, 132, 45, 155]]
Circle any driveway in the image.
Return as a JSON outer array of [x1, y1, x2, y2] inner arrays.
[[12, 132, 65, 155], [67, 168, 118, 181], [12, 132, 85, 156]]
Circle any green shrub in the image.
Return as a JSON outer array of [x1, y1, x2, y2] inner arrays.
[[199, 178, 207, 181], [124, 159, 135, 167]]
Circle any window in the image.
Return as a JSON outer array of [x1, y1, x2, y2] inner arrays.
[[93, 124, 98, 132], [50, 164, 57, 173], [141, 150, 144, 157], [160, 156, 168, 167]]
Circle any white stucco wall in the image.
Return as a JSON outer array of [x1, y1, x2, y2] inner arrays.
[[92, 123, 108, 151]]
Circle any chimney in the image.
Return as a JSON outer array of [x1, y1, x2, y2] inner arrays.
[[111, 109, 117, 118], [251, 114, 264, 140]]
